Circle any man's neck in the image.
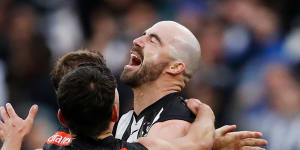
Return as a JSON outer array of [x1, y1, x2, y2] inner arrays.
[[133, 79, 182, 115], [97, 131, 113, 140], [70, 129, 113, 140]]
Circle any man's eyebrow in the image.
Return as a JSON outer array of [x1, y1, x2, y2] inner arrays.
[[149, 33, 163, 46]]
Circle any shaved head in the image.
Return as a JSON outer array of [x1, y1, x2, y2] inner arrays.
[[121, 20, 201, 87], [150, 21, 201, 81]]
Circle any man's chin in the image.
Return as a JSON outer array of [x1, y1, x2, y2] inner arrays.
[[120, 72, 141, 88], [120, 78, 140, 88]]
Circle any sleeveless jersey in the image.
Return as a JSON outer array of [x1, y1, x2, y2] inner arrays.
[[114, 92, 195, 142]]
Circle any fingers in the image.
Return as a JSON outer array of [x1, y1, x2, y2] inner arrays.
[[0, 106, 9, 123], [216, 125, 237, 136], [185, 98, 215, 121], [241, 146, 266, 150], [0, 130, 4, 141], [6, 103, 17, 118], [185, 98, 202, 115], [195, 104, 215, 124], [0, 120, 4, 127], [26, 104, 38, 122], [240, 138, 268, 147], [230, 131, 263, 139]]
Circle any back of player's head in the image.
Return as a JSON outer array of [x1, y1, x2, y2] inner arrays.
[[57, 66, 116, 138], [50, 50, 106, 91]]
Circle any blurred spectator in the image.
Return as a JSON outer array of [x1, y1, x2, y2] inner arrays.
[[0, 61, 7, 106], [2, 4, 58, 149], [185, 17, 234, 127], [123, 1, 157, 39], [219, 0, 283, 70], [0, 0, 300, 149], [237, 64, 300, 150], [46, 4, 84, 58], [87, 9, 128, 74], [283, 26, 300, 63]]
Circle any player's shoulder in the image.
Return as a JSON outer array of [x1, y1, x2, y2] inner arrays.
[[43, 125, 71, 150], [157, 92, 195, 123], [117, 109, 134, 128], [162, 92, 190, 113], [119, 110, 134, 121]]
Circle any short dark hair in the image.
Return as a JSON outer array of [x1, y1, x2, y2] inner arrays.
[[57, 66, 116, 138], [50, 50, 106, 91]]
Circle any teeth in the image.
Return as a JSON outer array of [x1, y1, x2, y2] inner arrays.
[[131, 54, 138, 59], [129, 56, 133, 65], [129, 54, 137, 65]]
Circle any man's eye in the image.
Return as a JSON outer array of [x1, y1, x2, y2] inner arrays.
[[150, 37, 156, 43]]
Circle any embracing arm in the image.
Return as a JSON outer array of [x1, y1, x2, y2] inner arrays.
[[138, 99, 215, 150], [138, 98, 268, 150], [0, 103, 38, 150]]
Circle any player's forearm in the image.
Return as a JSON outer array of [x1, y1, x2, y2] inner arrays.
[[186, 119, 215, 150], [1, 136, 23, 150], [183, 101, 216, 150]]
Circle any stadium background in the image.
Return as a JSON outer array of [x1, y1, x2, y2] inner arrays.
[[0, 0, 300, 149]]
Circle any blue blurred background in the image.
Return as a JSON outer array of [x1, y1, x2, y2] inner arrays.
[[0, 0, 300, 149]]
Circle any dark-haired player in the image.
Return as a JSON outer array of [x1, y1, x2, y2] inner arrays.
[[43, 49, 109, 149], [0, 66, 215, 150]]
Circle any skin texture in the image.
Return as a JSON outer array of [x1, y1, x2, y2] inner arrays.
[[0, 99, 216, 150], [0, 103, 38, 150], [121, 21, 267, 150], [120, 22, 203, 141], [139, 99, 215, 150], [213, 125, 268, 150]]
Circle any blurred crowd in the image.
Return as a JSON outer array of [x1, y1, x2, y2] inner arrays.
[[0, 0, 300, 149]]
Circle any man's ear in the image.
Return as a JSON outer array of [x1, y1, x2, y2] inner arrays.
[[166, 61, 185, 75], [57, 109, 68, 126], [111, 104, 118, 122]]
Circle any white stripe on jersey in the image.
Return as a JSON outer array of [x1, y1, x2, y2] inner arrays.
[[115, 110, 133, 139], [127, 116, 144, 143], [115, 108, 164, 142], [152, 108, 164, 124]]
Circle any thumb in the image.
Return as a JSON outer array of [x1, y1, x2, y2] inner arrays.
[[195, 103, 215, 122], [216, 125, 237, 136], [26, 104, 38, 122], [185, 98, 202, 115]]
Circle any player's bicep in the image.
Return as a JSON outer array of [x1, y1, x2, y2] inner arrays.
[[147, 120, 191, 140], [138, 137, 175, 150]]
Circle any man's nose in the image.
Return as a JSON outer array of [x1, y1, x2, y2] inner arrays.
[[133, 36, 145, 48]]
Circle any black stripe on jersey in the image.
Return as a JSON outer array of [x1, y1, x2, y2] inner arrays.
[[121, 114, 135, 140], [115, 92, 196, 142]]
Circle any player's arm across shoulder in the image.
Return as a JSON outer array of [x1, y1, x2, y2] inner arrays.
[[139, 99, 215, 150], [146, 120, 191, 140]]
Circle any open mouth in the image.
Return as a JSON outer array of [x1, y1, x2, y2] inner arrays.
[[127, 51, 142, 68]]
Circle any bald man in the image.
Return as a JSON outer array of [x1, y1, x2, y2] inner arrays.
[[116, 21, 267, 150]]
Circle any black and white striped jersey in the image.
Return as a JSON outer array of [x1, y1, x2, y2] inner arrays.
[[114, 92, 195, 142]]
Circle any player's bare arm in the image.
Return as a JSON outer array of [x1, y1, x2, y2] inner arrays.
[[146, 119, 191, 140], [146, 99, 268, 150], [139, 98, 215, 150]]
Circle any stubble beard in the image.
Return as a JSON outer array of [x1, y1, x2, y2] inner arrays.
[[120, 62, 169, 88]]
